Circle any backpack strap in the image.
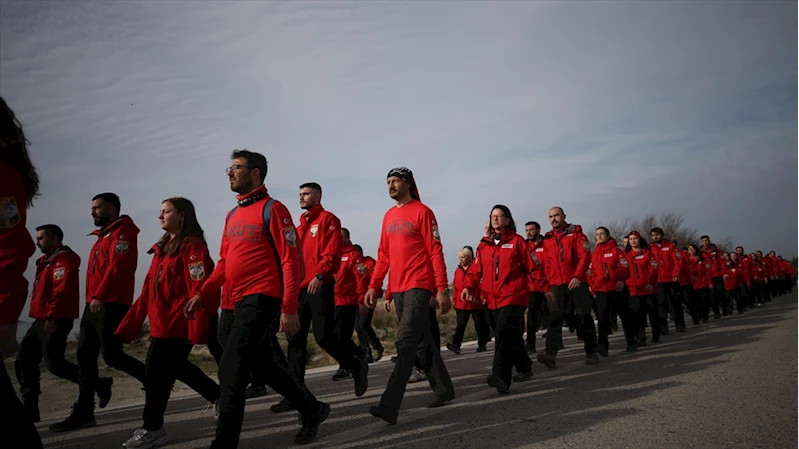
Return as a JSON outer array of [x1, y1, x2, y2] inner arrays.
[[225, 206, 239, 224], [261, 198, 284, 288]]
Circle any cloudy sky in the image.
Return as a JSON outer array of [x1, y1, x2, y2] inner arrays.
[[1, 1, 796, 324]]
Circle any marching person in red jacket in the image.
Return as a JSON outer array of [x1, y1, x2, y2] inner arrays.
[[675, 244, 699, 324], [50, 192, 144, 433], [0, 96, 43, 449], [650, 227, 684, 333], [447, 245, 490, 355], [687, 244, 714, 322], [724, 252, 747, 314], [184, 150, 330, 447], [330, 228, 368, 381], [354, 244, 384, 363], [15, 224, 93, 423], [534, 207, 598, 368], [753, 251, 771, 303], [524, 221, 548, 354], [735, 246, 754, 310], [587, 227, 630, 354], [364, 167, 455, 424], [114, 197, 221, 448], [700, 235, 728, 318], [462, 205, 534, 392], [624, 232, 659, 346]]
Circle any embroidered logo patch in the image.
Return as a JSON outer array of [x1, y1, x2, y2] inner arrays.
[[189, 262, 205, 281], [0, 196, 21, 228], [341, 256, 349, 261], [650, 260, 658, 269], [432, 225, 441, 241], [310, 224, 319, 237], [283, 227, 297, 247], [356, 263, 366, 274], [620, 258, 629, 267], [53, 267, 65, 280], [115, 240, 129, 254]]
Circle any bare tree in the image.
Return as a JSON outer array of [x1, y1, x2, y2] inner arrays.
[[714, 235, 735, 254], [590, 217, 631, 246]]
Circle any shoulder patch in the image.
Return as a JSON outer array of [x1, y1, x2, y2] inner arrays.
[[675, 251, 682, 258], [115, 240, 129, 254], [620, 258, 629, 267], [310, 224, 319, 237], [53, 266, 66, 280], [283, 227, 297, 247], [0, 196, 21, 228], [432, 225, 441, 241], [650, 260, 658, 269], [188, 261, 205, 281]]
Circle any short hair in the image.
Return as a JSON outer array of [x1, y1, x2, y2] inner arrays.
[[92, 192, 121, 211], [231, 149, 267, 182], [353, 244, 363, 255], [700, 235, 710, 240], [36, 224, 63, 242], [341, 227, 350, 240], [525, 221, 540, 229], [736, 246, 744, 251], [650, 227, 664, 235], [299, 182, 322, 194]]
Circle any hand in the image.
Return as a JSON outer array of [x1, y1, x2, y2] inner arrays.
[[645, 284, 654, 293], [359, 303, 369, 315], [280, 313, 300, 339], [44, 320, 56, 334], [723, 274, 729, 282], [307, 277, 323, 295], [364, 289, 377, 309], [544, 291, 555, 304], [89, 299, 103, 313], [614, 281, 625, 292], [184, 295, 204, 320], [437, 290, 452, 314], [461, 288, 471, 303], [672, 277, 679, 283], [384, 300, 391, 313], [568, 277, 581, 290], [708, 283, 713, 289]]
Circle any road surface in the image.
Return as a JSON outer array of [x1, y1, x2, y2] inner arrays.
[[39, 295, 797, 449]]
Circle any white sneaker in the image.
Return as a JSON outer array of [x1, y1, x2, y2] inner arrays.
[[123, 427, 168, 448]]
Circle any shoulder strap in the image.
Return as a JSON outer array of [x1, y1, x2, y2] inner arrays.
[[261, 198, 283, 287], [261, 198, 276, 227], [225, 206, 239, 224]]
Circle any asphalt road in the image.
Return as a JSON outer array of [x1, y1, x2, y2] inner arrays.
[[38, 294, 797, 449]]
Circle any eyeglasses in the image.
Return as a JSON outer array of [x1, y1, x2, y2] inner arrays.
[[226, 164, 251, 176]]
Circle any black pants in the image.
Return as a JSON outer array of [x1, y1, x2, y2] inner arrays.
[[451, 309, 490, 348], [660, 282, 685, 330], [379, 289, 454, 415], [711, 277, 728, 315], [726, 288, 743, 314], [334, 305, 361, 371], [525, 292, 547, 349], [15, 318, 79, 407], [619, 291, 641, 346], [214, 294, 319, 448], [207, 312, 224, 366], [545, 283, 597, 355], [486, 306, 531, 386], [287, 285, 361, 385], [688, 287, 711, 322], [637, 294, 660, 342], [356, 307, 383, 356], [77, 302, 146, 411], [218, 309, 281, 386], [655, 283, 673, 333], [143, 338, 220, 431], [0, 359, 42, 449], [593, 291, 617, 347]]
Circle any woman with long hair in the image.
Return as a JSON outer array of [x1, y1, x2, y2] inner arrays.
[[115, 197, 220, 448], [624, 232, 659, 346], [724, 252, 746, 314], [462, 205, 534, 392], [0, 97, 43, 448], [587, 227, 630, 354], [687, 244, 713, 323], [447, 246, 491, 355]]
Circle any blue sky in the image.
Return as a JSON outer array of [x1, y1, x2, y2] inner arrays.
[[1, 1, 796, 326]]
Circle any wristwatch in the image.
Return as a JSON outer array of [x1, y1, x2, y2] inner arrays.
[[316, 273, 324, 281]]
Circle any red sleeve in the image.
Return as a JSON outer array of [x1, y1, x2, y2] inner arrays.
[[518, 238, 536, 286], [47, 255, 79, 319], [648, 253, 659, 285], [185, 241, 216, 344], [269, 201, 301, 314], [316, 214, 342, 278], [616, 250, 630, 282], [573, 231, 591, 282], [464, 246, 484, 291], [669, 246, 680, 280], [353, 257, 366, 305], [94, 231, 138, 302], [356, 260, 369, 299], [420, 208, 448, 292], [369, 216, 390, 291], [532, 248, 550, 293], [586, 261, 596, 291], [199, 225, 228, 303], [114, 267, 152, 344]]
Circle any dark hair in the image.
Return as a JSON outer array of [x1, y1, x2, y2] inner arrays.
[[92, 192, 121, 211], [650, 227, 664, 236], [231, 149, 267, 182], [157, 197, 206, 257], [491, 204, 516, 233], [299, 182, 322, 194], [700, 235, 709, 240], [463, 245, 474, 254], [525, 221, 540, 229], [625, 231, 649, 252], [736, 246, 744, 251], [353, 244, 363, 255], [688, 243, 702, 257], [36, 224, 63, 242], [0, 96, 40, 207], [341, 227, 350, 240]]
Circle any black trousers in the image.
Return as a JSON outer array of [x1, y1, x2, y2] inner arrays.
[[334, 305, 361, 370], [486, 306, 531, 386], [207, 312, 224, 366], [451, 308, 490, 348], [218, 309, 282, 386], [142, 338, 220, 431], [287, 285, 361, 385], [636, 294, 660, 342], [711, 277, 728, 315], [593, 291, 617, 347], [379, 289, 453, 415], [525, 292, 547, 348], [0, 359, 42, 449], [214, 294, 319, 448], [726, 288, 743, 314], [545, 283, 597, 355], [679, 284, 699, 324], [15, 318, 79, 406], [77, 302, 146, 411], [618, 291, 640, 345], [356, 307, 384, 355], [693, 287, 712, 321]]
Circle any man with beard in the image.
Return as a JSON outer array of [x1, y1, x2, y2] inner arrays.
[[700, 235, 728, 317], [650, 228, 684, 333], [524, 221, 548, 354]]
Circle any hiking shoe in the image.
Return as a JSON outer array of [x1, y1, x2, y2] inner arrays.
[[331, 368, 351, 381], [48, 404, 97, 432], [596, 344, 609, 357], [354, 357, 369, 397], [536, 352, 556, 370], [585, 353, 600, 365], [244, 382, 268, 399], [486, 375, 510, 393], [476, 345, 488, 353], [446, 343, 461, 355], [295, 402, 330, 445], [373, 347, 384, 362], [427, 392, 455, 408], [407, 367, 427, 383], [512, 370, 533, 383], [369, 405, 397, 424], [270, 397, 296, 413], [97, 377, 113, 409], [123, 427, 168, 448]]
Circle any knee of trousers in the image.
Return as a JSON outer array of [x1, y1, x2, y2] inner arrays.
[[548, 311, 564, 323]]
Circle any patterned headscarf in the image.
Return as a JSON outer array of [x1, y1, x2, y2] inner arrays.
[[387, 166, 420, 200]]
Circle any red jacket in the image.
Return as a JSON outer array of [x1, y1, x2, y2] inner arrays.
[[624, 248, 658, 297], [751, 258, 767, 283], [334, 243, 363, 307], [86, 215, 140, 306], [29, 245, 81, 321], [453, 264, 483, 310], [525, 238, 545, 293], [763, 256, 778, 280], [297, 205, 342, 288], [465, 230, 534, 309], [539, 223, 591, 289], [199, 187, 301, 314], [115, 236, 215, 344], [723, 262, 745, 291], [369, 199, 448, 294], [736, 255, 753, 285], [356, 256, 376, 298], [587, 239, 629, 293], [689, 255, 713, 290], [700, 244, 724, 279], [676, 249, 692, 286], [0, 160, 36, 325], [650, 239, 680, 284], [779, 259, 795, 278]]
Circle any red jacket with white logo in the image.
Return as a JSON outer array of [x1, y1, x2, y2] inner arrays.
[[115, 236, 215, 344], [465, 230, 535, 309], [29, 245, 81, 321], [587, 239, 630, 293], [0, 160, 36, 325], [334, 243, 363, 307], [357, 256, 376, 298], [736, 255, 753, 285], [763, 255, 778, 279], [539, 223, 591, 290], [453, 264, 483, 310], [86, 215, 140, 306], [675, 249, 692, 286], [700, 244, 724, 279], [297, 204, 342, 288], [525, 238, 546, 293], [751, 258, 767, 283], [650, 239, 681, 284], [624, 248, 658, 297], [723, 262, 745, 291], [689, 255, 713, 290]]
